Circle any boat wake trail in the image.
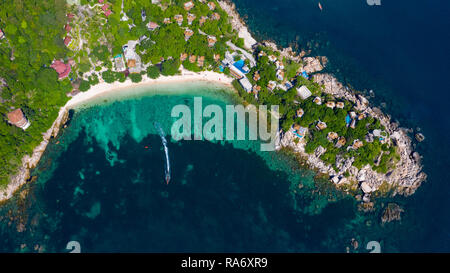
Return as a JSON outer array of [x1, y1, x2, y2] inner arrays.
[[154, 121, 171, 184]]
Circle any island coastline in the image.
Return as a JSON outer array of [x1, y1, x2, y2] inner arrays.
[[1, 69, 234, 203], [0, 0, 426, 205]]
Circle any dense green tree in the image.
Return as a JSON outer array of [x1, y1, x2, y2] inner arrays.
[[146, 66, 160, 79], [161, 59, 180, 76], [129, 73, 143, 83]]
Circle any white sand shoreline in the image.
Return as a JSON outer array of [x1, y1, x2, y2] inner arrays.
[[66, 70, 234, 108], [0, 70, 234, 202]]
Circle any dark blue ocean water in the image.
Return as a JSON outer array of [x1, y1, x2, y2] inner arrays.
[[232, 0, 450, 251], [0, 83, 425, 253], [1, 1, 449, 253]]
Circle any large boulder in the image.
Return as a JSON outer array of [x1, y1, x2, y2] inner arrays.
[[381, 203, 404, 224]]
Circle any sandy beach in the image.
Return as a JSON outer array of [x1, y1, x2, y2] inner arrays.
[[66, 69, 234, 108], [0, 69, 234, 202]]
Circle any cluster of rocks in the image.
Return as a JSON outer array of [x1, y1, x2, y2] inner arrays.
[[218, 1, 257, 50], [275, 71, 427, 200], [312, 73, 426, 197], [381, 203, 404, 224]]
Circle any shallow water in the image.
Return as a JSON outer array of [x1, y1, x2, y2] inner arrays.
[[232, 0, 450, 251], [0, 82, 414, 253]]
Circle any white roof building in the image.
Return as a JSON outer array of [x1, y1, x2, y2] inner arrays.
[[239, 77, 253, 93], [297, 85, 312, 100]]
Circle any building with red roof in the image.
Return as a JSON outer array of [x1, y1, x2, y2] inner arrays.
[[51, 60, 71, 79], [64, 36, 72, 46], [67, 13, 75, 22], [7, 109, 31, 130]]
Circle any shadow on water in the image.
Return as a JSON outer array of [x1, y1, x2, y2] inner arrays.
[[1, 128, 358, 253]]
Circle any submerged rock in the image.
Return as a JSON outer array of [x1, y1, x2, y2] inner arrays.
[[381, 203, 404, 224], [415, 133, 425, 142]]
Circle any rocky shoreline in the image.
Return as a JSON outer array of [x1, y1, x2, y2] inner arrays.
[[1, 0, 426, 203], [219, 0, 427, 200], [0, 107, 70, 203]]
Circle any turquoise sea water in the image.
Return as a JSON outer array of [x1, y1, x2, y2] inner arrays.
[[1, 0, 449, 252], [0, 82, 417, 253], [232, 0, 450, 251]]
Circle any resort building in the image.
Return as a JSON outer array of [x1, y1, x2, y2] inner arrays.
[[350, 119, 356, 129], [372, 129, 387, 142], [67, 13, 75, 22], [335, 136, 347, 148], [197, 56, 205, 67], [174, 15, 183, 26], [253, 71, 260, 81], [336, 102, 345, 109], [316, 121, 327, 130], [276, 70, 284, 81], [189, 55, 197, 63], [0, 29, 5, 39], [64, 36, 72, 47], [180, 53, 188, 62], [358, 113, 365, 120], [184, 29, 194, 41], [284, 81, 293, 90], [297, 85, 312, 100], [221, 51, 236, 66], [239, 77, 253, 93], [326, 101, 336, 109], [278, 83, 287, 91], [127, 59, 136, 69], [365, 133, 374, 143], [163, 17, 171, 24], [267, 81, 277, 91], [123, 41, 142, 73], [147, 21, 159, 31], [101, 4, 111, 17], [199, 16, 207, 26], [296, 108, 304, 118], [187, 13, 196, 25], [313, 97, 322, 105], [268, 55, 277, 62], [207, 35, 217, 47], [212, 13, 220, 20], [275, 60, 284, 70], [229, 65, 244, 79], [352, 139, 364, 149], [7, 109, 31, 130], [327, 132, 339, 142], [65, 24, 72, 32], [114, 54, 126, 72], [208, 2, 216, 10], [184, 1, 194, 11], [213, 54, 221, 62], [50, 60, 71, 79], [293, 124, 308, 139], [349, 111, 357, 119], [141, 9, 147, 21]]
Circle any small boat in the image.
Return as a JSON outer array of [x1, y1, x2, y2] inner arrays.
[[318, 2, 323, 11], [165, 173, 170, 185]]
